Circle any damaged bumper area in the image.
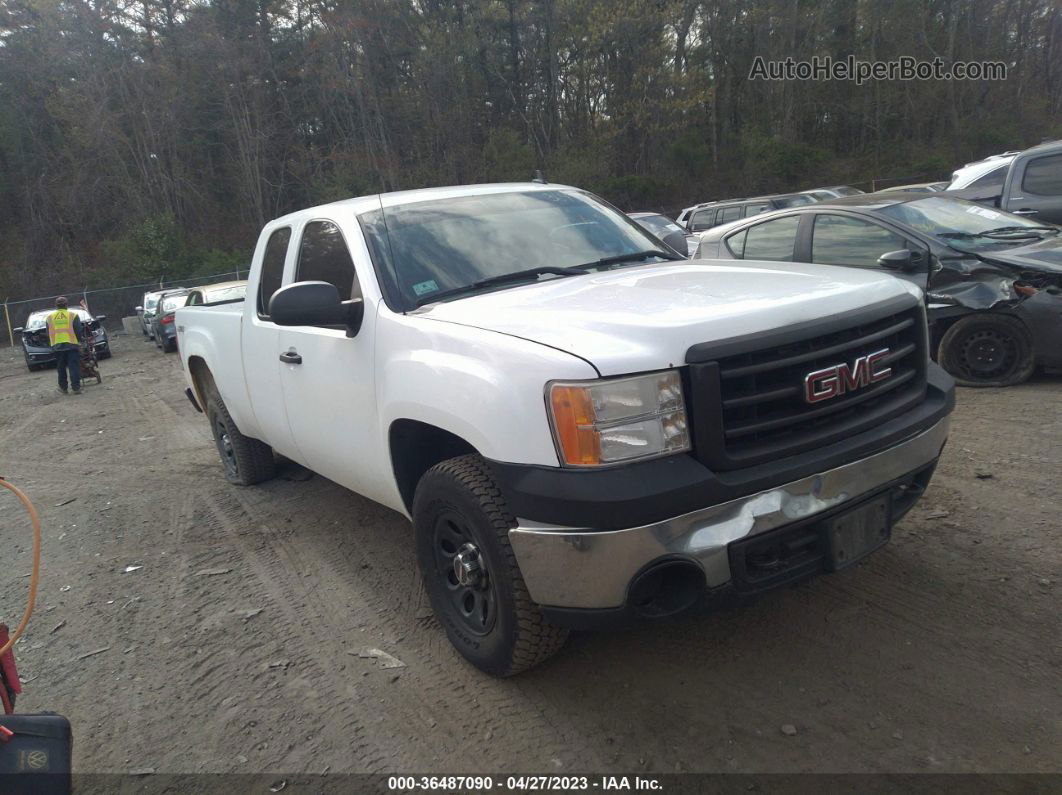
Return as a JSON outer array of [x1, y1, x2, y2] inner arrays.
[[507, 415, 950, 625]]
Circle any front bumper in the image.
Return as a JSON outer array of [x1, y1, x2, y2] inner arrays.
[[508, 416, 949, 614]]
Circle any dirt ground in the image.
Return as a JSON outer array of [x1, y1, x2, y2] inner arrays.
[[0, 334, 1059, 777]]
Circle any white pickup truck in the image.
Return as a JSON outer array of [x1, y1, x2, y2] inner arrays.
[[177, 182, 955, 675]]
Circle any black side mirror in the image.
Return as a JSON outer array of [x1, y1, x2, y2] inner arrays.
[[877, 249, 920, 271], [662, 229, 689, 258], [269, 281, 365, 337]]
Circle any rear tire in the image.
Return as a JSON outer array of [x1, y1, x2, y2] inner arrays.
[[204, 386, 276, 485], [938, 313, 1035, 387], [412, 454, 568, 676]]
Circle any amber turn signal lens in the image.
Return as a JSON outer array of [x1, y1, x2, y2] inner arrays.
[[549, 385, 601, 466]]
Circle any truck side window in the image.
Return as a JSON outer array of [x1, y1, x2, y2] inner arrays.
[[1021, 154, 1062, 195], [258, 226, 291, 318], [296, 220, 361, 300], [811, 214, 906, 268], [743, 203, 769, 217], [741, 216, 800, 261]]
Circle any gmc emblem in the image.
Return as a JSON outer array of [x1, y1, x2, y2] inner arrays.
[[804, 348, 892, 403]]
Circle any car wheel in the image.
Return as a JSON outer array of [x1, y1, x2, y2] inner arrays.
[[204, 387, 276, 486], [938, 313, 1036, 387], [412, 454, 568, 676]]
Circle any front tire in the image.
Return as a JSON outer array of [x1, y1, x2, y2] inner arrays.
[[413, 455, 567, 676], [938, 313, 1035, 387], [204, 387, 276, 485]]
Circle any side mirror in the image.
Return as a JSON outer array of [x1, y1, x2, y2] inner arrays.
[[13, 327, 23, 334], [662, 229, 689, 258], [95, 314, 107, 322], [269, 281, 365, 337], [877, 249, 920, 271], [135, 306, 143, 312]]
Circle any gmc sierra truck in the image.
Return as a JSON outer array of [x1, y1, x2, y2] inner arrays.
[[176, 183, 955, 676]]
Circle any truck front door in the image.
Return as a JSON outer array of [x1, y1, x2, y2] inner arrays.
[[276, 218, 385, 500], [1006, 151, 1062, 225]]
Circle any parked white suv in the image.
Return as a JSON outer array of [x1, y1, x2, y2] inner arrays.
[[947, 151, 1020, 190], [177, 182, 955, 675]]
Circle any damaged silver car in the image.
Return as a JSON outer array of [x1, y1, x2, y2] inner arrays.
[[694, 193, 1062, 386]]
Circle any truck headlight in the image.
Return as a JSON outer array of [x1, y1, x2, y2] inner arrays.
[[548, 370, 691, 467]]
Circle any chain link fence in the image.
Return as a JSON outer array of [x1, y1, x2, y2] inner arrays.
[[2, 270, 246, 346]]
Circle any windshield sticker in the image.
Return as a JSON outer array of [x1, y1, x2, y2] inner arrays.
[[965, 206, 1002, 220], [412, 279, 439, 296]]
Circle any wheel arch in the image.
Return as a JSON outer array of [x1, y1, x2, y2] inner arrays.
[[186, 355, 215, 410], [389, 419, 480, 513]]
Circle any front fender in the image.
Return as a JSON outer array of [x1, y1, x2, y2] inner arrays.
[[377, 315, 597, 467]]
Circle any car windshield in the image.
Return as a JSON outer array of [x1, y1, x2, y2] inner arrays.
[[634, 214, 685, 238], [359, 189, 671, 309], [145, 296, 160, 311], [877, 196, 1059, 250], [204, 285, 246, 303], [162, 295, 188, 312]]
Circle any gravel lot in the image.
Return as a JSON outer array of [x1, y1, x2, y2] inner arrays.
[[0, 334, 1059, 776]]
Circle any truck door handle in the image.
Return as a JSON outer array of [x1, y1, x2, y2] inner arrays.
[[279, 350, 302, 365]]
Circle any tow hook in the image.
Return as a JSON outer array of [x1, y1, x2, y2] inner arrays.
[[453, 543, 483, 587]]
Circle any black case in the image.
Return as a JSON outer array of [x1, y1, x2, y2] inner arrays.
[[0, 713, 72, 794]]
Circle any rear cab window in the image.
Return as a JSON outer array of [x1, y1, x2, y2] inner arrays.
[[296, 220, 361, 301], [258, 227, 292, 318]]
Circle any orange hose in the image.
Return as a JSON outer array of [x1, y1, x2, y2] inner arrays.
[[0, 478, 41, 658]]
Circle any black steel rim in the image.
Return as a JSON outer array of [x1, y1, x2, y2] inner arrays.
[[432, 510, 497, 635], [959, 328, 1018, 380], [213, 416, 239, 478]]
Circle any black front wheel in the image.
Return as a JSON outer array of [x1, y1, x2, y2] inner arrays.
[[938, 313, 1036, 387], [413, 455, 567, 676]]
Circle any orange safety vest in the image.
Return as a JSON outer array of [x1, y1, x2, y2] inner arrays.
[[46, 309, 79, 347]]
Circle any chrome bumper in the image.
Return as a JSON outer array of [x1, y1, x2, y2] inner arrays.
[[509, 417, 950, 609]]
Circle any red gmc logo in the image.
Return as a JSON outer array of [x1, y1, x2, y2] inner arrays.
[[804, 348, 892, 403]]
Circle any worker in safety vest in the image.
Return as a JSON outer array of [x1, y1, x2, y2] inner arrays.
[[46, 296, 84, 395]]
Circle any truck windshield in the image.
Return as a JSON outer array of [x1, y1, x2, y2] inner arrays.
[[359, 189, 673, 310], [878, 196, 1057, 251]]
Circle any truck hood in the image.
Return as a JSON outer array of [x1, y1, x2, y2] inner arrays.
[[420, 259, 920, 375]]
